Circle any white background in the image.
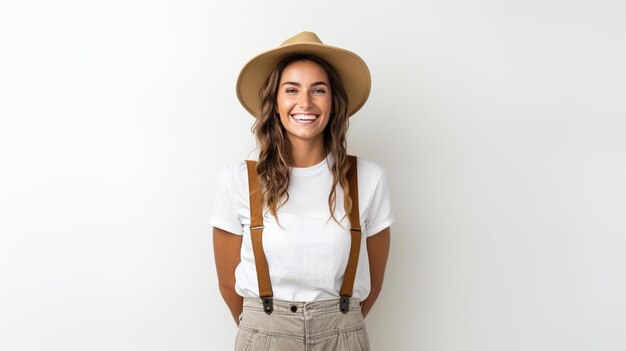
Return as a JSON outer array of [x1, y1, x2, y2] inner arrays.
[[1, 0, 625, 350]]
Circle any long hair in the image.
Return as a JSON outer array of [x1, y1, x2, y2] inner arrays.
[[252, 54, 352, 225]]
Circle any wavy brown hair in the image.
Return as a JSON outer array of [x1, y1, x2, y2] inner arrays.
[[252, 54, 352, 225]]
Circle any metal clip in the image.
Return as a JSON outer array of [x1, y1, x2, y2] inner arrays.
[[340, 296, 350, 314], [262, 297, 273, 315]]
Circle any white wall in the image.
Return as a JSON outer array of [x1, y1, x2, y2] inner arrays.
[[1, 0, 625, 350]]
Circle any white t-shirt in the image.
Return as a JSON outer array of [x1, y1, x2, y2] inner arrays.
[[210, 155, 394, 301]]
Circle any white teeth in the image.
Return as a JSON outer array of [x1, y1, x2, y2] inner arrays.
[[292, 114, 318, 121]]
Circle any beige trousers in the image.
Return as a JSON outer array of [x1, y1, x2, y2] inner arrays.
[[235, 297, 370, 351]]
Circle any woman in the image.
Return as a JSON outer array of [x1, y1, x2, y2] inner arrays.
[[211, 31, 393, 350]]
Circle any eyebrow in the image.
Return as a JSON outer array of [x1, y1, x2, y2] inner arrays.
[[280, 81, 329, 87]]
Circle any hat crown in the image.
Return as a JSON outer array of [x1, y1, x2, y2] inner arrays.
[[280, 31, 323, 46]]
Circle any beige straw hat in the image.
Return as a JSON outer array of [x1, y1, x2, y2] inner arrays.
[[236, 31, 371, 118]]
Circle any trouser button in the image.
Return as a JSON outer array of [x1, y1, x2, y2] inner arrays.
[[290, 305, 298, 313]]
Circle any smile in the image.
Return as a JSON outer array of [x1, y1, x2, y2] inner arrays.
[[291, 113, 319, 124]]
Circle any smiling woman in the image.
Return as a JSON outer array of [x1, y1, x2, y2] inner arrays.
[[211, 32, 394, 351], [253, 52, 353, 224], [276, 60, 332, 155]]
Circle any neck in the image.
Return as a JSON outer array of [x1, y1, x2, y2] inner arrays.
[[289, 138, 326, 168]]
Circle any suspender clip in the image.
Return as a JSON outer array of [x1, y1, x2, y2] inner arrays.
[[340, 296, 350, 314], [262, 297, 273, 315]]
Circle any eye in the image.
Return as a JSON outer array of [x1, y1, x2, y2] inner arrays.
[[312, 88, 327, 94], [285, 88, 298, 94]]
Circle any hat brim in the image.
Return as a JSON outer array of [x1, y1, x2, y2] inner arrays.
[[236, 42, 371, 118]]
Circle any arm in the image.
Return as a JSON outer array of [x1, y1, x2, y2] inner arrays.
[[360, 227, 391, 318], [213, 226, 244, 325]]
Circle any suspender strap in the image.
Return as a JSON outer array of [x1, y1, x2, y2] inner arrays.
[[245, 160, 274, 314], [339, 155, 362, 313], [245, 155, 362, 315]]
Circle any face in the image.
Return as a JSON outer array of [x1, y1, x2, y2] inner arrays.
[[276, 60, 332, 147]]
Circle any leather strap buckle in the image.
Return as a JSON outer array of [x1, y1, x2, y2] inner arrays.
[[262, 297, 273, 315], [340, 296, 350, 314]]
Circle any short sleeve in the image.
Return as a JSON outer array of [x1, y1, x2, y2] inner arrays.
[[364, 171, 394, 237], [209, 165, 245, 235]]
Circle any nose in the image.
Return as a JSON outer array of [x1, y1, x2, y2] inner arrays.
[[297, 92, 312, 110]]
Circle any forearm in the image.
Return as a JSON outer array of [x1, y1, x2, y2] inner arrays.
[[213, 227, 244, 326], [219, 285, 243, 325], [360, 285, 382, 318], [361, 227, 391, 319]]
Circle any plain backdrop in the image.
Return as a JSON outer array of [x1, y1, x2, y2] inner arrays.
[[1, 0, 625, 350]]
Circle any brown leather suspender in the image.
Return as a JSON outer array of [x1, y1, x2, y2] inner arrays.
[[245, 160, 274, 314], [245, 155, 361, 315], [339, 155, 361, 313]]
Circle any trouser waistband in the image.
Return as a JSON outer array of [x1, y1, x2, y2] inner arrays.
[[242, 297, 362, 316], [238, 297, 366, 345]]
